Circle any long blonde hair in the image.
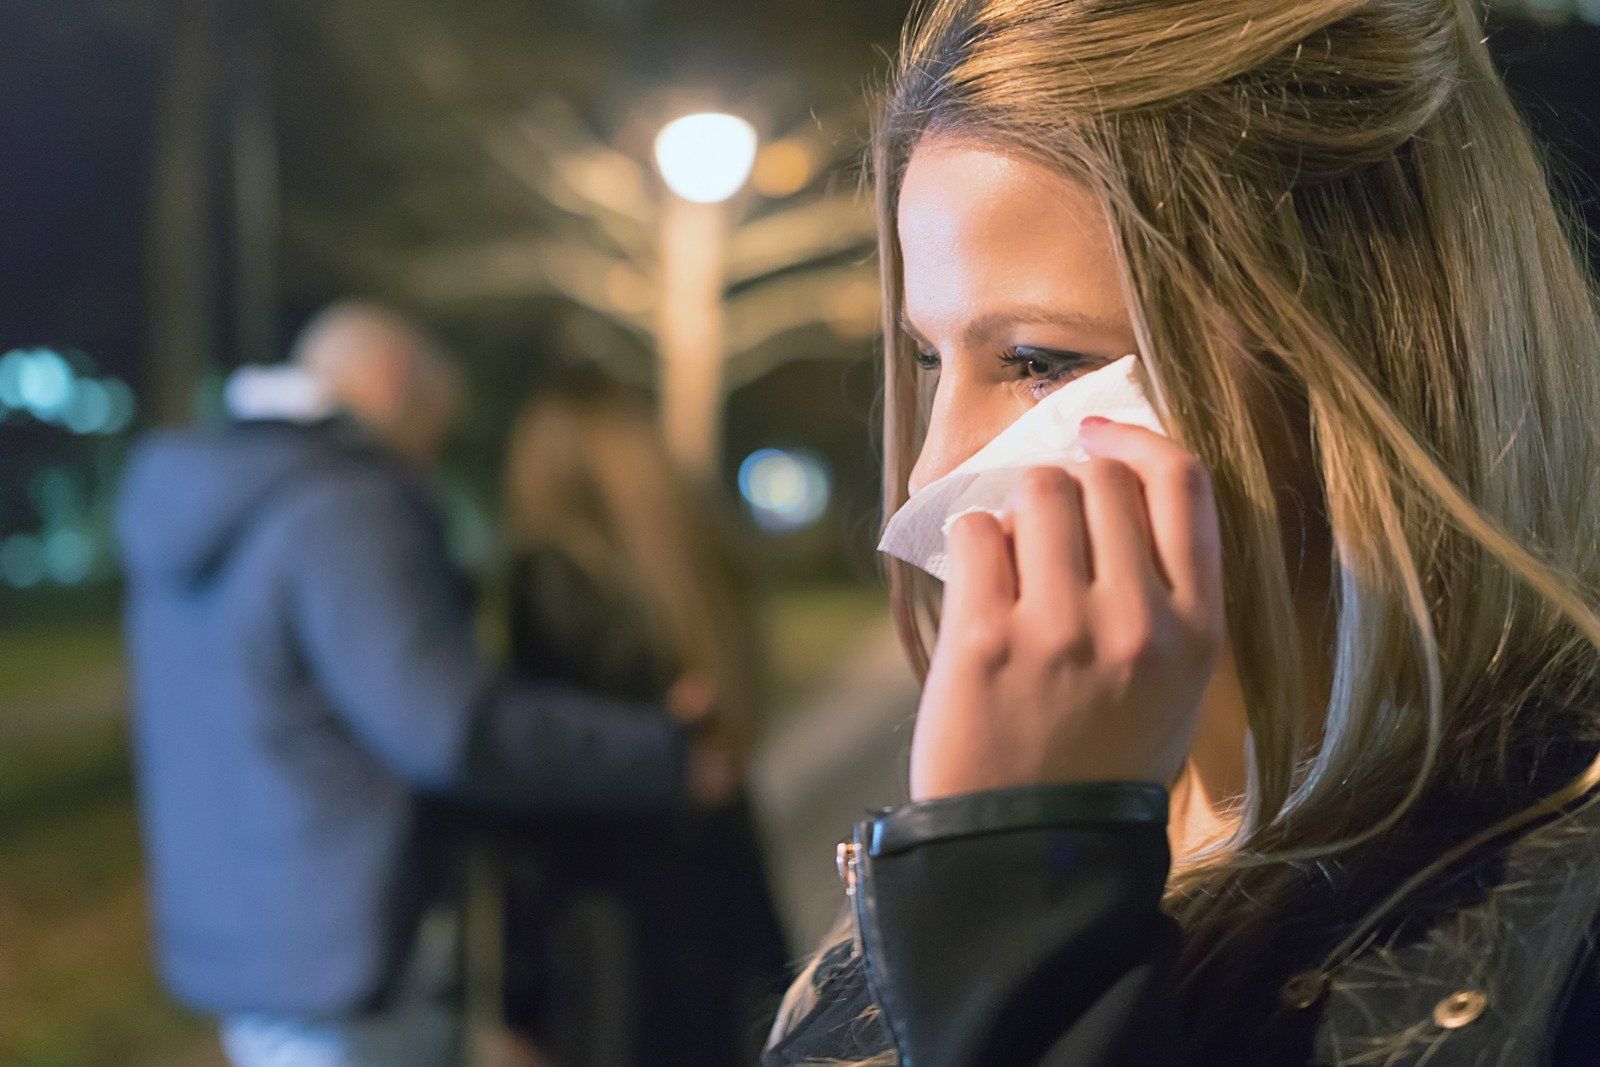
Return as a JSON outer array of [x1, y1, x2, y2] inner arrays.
[[774, 0, 1600, 1052], [503, 378, 764, 755]]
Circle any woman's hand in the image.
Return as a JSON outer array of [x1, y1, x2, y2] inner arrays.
[[684, 732, 740, 809], [667, 671, 719, 727], [910, 418, 1226, 801], [669, 671, 743, 808]]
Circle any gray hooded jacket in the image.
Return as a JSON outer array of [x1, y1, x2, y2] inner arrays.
[[117, 418, 683, 1017]]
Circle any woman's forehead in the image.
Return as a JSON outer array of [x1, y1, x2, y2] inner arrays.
[[896, 139, 1127, 336]]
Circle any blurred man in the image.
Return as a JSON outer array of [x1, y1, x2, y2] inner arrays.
[[117, 302, 695, 1067]]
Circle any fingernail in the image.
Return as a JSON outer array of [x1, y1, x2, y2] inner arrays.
[[1079, 415, 1109, 432]]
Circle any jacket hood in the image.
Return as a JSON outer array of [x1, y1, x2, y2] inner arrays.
[[116, 420, 368, 585]]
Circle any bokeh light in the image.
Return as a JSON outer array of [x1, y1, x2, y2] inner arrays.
[[0, 347, 136, 433], [0, 534, 48, 589], [63, 378, 113, 434], [42, 527, 95, 585], [101, 378, 137, 433], [0, 349, 28, 407], [653, 113, 758, 204], [738, 448, 831, 533], [751, 138, 815, 198], [18, 349, 74, 415]]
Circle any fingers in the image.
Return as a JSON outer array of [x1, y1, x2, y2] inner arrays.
[[943, 417, 1222, 634], [1006, 467, 1090, 602], [943, 511, 1017, 621], [1079, 419, 1223, 612], [1075, 456, 1163, 590], [940, 505, 1017, 630]]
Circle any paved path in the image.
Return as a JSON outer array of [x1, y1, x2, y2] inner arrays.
[[749, 619, 920, 952]]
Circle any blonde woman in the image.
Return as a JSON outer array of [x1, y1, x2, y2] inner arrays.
[[766, 1, 1600, 1063], [496, 377, 787, 1065]]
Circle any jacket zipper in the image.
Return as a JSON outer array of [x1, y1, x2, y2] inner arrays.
[[836, 839, 864, 953], [838, 835, 906, 1058]]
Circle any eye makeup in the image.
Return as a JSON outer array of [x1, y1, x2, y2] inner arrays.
[[907, 335, 1112, 401], [997, 346, 1106, 398], [908, 347, 1107, 404]]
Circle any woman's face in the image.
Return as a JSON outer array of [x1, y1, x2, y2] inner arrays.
[[898, 136, 1141, 495]]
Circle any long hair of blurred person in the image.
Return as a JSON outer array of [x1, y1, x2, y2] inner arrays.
[[494, 373, 788, 1066]]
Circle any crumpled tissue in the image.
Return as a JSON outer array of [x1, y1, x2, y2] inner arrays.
[[877, 354, 1166, 581]]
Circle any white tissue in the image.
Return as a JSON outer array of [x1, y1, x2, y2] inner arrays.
[[877, 354, 1166, 581]]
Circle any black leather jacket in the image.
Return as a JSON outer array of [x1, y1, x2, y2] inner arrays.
[[765, 781, 1600, 1066]]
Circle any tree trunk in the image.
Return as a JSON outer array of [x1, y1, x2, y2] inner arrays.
[[230, 7, 279, 370], [147, 0, 220, 426]]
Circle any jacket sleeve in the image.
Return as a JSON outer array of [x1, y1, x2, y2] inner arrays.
[[285, 476, 684, 813], [850, 782, 1183, 1066]]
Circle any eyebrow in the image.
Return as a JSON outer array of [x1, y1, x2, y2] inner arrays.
[[899, 304, 1129, 350]]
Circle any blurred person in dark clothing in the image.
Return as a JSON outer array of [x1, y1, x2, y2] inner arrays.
[[116, 303, 706, 1067], [492, 378, 790, 1067]]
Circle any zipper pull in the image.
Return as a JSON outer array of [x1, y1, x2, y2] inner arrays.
[[836, 840, 863, 954]]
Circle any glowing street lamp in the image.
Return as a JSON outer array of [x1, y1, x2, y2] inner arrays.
[[653, 113, 758, 204], [652, 112, 757, 479]]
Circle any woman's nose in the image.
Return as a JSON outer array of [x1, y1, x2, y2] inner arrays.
[[907, 380, 1010, 496]]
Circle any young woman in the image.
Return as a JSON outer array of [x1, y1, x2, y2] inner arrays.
[[494, 378, 788, 1066], [765, 0, 1600, 1063]]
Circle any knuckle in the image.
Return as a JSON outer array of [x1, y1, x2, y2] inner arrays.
[[1083, 456, 1133, 488], [1162, 455, 1212, 497], [1132, 623, 1181, 671], [1022, 605, 1093, 664], [957, 617, 1012, 666], [1106, 603, 1174, 669], [1016, 465, 1072, 505], [1187, 612, 1227, 662], [1100, 589, 1225, 674], [947, 510, 1000, 548], [1047, 623, 1095, 666]]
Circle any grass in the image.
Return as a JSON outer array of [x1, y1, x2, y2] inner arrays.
[[1, 617, 134, 842], [0, 720, 127, 823], [0, 619, 215, 1066], [0, 775, 217, 1067], [0, 623, 124, 704]]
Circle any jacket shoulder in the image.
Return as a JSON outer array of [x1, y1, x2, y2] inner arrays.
[[1315, 793, 1600, 1064]]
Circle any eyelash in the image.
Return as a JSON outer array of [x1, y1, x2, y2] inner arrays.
[[913, 346, 1093, 398]]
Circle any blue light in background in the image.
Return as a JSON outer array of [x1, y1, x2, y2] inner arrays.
[[43, 528, 95, 585], [63, 378, 113, 434], [17, 349, 74, 415], [0, 347, 136, 433], [32, 467, 81, 522], [0, 350, 30, 407], [0, 535, 48, 589], [738, 448, 832, 533], [101, 378, 136, 433], [0, 347, 138, 591]]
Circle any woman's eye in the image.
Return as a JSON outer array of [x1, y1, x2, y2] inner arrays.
[[1001, 347, 1101, 399], [999, 347, 1093, 396], [913, 348, 941, 371]]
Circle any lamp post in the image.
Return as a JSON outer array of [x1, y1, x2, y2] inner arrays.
[[652, 112, 757, 480]]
